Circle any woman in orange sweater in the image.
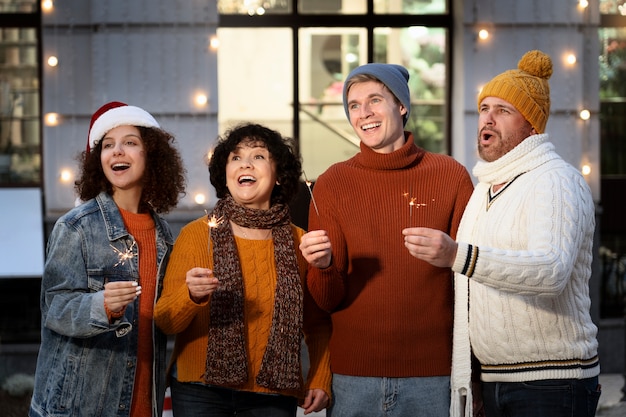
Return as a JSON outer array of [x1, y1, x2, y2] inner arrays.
[[154, 123, 331, 417]]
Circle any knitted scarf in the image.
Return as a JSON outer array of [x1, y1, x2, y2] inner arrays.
[[203, 194, 303, 390]]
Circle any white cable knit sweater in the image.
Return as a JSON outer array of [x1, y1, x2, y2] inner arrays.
[[449, 134, 600, 417]]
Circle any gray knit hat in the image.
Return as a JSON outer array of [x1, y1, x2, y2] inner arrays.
[[342, 63, 411, 126]]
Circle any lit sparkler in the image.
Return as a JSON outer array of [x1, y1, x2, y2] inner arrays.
[[206, 212, 224, 230], [110, 241, 136, 267], [303, 171, 320, 218], [205, 210, 224, 256], [404, 191, 428, 226]]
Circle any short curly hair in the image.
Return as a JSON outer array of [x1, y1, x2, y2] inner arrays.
[[75, 126, 186, 213], [208, 123, 302, 205]]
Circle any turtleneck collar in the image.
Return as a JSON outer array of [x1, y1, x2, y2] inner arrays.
[[472, 133, 559, 185], [353, 131, 424, 170]]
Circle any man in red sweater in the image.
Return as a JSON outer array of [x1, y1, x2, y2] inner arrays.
[[299, 63, 474, 417]]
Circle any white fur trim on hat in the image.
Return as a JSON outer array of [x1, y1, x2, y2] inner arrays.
[[88, 105, 160, 150]]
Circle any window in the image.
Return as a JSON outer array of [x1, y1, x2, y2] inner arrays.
[[599, 0, 626, 318], [0, 0, 40, 185], [218, 0, 452, 181]]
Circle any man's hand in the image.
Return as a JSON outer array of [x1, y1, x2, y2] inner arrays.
[[402, 227, 457, 268], [299, 230, 332, 269]]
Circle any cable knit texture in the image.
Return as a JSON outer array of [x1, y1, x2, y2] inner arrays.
[[153, 217, 332, 400], [307, 132, 474, 377], [449, 134, 600, 416], [119, 208, 157, 417]]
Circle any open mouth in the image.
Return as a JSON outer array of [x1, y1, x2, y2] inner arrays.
[[361, 122, 381, 131], [238, 175, 256, 184], [480, 128, 497, 142], [112, 163, 130, 172]]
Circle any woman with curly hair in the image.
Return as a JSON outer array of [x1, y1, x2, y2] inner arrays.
[[29, 101, 186, 417], [155, 123, 331, 417]]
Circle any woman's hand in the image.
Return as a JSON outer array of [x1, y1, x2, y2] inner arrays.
[[299, 230, 332, 269], [301, 388, 330, 414], [186, 267, 220, 303], [104, 280, 141, 313]]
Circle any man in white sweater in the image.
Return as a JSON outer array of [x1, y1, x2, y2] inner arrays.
[[402, 50, 601, 417]]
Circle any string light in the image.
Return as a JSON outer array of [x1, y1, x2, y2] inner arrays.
[[194, 92, 209, 107], [565, 53, 577, 65], [579, 109, 590, 120], [209, 35, 220, 51], [581, 164, 591, 176], [59, 168, 72, 183], [45, 113, 59, 126], [478, 29, 489, 40], [47, 55, 58, 67], [194, 193, 206, 205], [42, 0, 54, 12]]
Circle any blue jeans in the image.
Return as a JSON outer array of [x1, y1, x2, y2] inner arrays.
[[481, 377, 602, 417], [328, 374, 450, 417], [170, 378, 298, 417]]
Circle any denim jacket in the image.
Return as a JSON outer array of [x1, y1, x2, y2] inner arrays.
[[29, 192, 172, 417]]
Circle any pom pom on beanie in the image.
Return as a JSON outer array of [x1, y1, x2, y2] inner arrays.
[[87, 101, 160, 153], [343, 63, 411, 126], [477, 50, 552, 133]]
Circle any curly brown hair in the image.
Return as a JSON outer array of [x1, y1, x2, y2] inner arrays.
[[208, 123, 302, 205], [75, 126, 186, 213]]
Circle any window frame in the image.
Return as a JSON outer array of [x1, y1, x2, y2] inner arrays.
[[0, 3, 42, 187]]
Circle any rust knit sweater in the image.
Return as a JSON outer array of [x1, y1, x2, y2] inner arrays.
[[154, 219, 332, 400], [119, 208, 157, 417], [307, 132, 474, 378]]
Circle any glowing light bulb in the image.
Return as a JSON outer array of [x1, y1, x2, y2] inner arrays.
[[478, 29, 489, 40], [194, 193, 206, 205], [47, 56, 58, 67], [59, 169, 72, 183], [579, 109, 590, 120], [194, 93, 208, 107], [45, 113, 59, 126], [581, 164, 591, 176], [209, 36, 220, 51], [42, 0, 54, 12], [566, 54, 577, 65]]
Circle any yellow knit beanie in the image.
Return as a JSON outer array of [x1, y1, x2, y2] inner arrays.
[[477, 50, 553, 133]]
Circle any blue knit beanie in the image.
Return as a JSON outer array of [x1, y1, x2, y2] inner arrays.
[[342, 63, 411, 126]]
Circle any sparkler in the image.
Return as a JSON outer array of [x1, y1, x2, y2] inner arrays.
[[409, 196, 417, 222], [110, 241, 136, 267], [205, 209, 224, 257], [206, 212, 224, 230], [404, 191, 427, 226], [303, 171, 320, 218]]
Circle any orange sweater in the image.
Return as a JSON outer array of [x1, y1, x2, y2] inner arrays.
[[119, 208, 157, 417], [154, 218, 332, 400]]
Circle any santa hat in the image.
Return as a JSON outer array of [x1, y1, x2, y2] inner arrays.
[[87, 101, 160, 152]]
